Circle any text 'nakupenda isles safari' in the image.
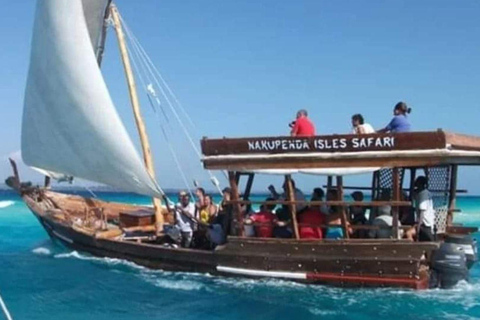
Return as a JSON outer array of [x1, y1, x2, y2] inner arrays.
[[247, 136, 396, 152]]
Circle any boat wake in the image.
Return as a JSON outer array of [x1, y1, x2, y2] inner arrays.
[[0, 200, 15, 209], [32, 247, 52, 256], [53, 251, 147, 271], [50, 249, 480, 314]]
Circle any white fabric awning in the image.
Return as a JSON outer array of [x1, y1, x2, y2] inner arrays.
[[246, 167, 382, 176]]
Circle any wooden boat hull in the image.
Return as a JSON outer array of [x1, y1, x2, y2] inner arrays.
[[22, 191, 440, 290]]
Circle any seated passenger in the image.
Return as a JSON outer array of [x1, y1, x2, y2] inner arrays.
[[377, 101, 412, 133], [298, 205, 327, 239], [369, 205, 392, 239], [349, 191, 368, 238], [349, 191, 367, 224], [246, 199, 278, 238], [405, 176, 436, 241], [269, 178, 307, 213], [290, 109, 316, 137], [325, 189, 347, 239], [399, 191, 415, 225], [351, 114, 375, 134], [195, 187, 206, 221], [199, 194, 217, 224], [214, 187, 233, 236], [311, 187, 329, 214]]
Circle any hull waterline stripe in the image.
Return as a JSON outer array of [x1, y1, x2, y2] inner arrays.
[[52, 230, 74, 244], [216, 266, 307, 280]]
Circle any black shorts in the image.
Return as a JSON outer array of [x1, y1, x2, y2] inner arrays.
[[419, 225, 434, 242]]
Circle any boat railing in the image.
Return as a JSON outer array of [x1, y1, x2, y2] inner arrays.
[[225, 200, 412, 207], [227, 199, 417, 239]]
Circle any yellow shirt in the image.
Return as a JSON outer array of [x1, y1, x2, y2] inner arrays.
[[199, 208, 210, 224]]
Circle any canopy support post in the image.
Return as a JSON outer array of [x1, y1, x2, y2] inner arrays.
[[336, 176, 349, 239], [229, 171, 244, 236], [327, 176, 333, 193], [392, 167, 400, 239], [448, 165, 458, 226], [285, 175, 300, 239], [110, 5, 163, 234], [243, 173, 255, 213]]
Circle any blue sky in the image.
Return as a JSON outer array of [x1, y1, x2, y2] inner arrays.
[[1, 0, 480, 194]]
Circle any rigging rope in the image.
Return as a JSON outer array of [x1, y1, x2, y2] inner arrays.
[[126, 41, 195, 200], [0, 292, 13, 320], [119, 13, 224, 194]]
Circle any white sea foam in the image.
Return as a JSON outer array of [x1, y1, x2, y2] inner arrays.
[[32, 247, 51, 255], [0, 200, 15, 209], [308, 308, 342, 316], [143, 276, 204, 291], [54, 251, 147, 270]]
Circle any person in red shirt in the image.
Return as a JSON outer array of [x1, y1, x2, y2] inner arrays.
[[298, 205, 327, 239], [290, 109, 316, 137], [246, 199, 278, 238]]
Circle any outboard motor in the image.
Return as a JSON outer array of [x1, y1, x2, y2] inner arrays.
[[444, 234, 478, 269], [431, 242, 469, 289]]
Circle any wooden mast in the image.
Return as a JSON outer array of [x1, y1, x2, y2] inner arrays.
[[110, 4, 164, 234]]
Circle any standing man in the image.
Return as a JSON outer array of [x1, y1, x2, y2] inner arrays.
[[174, 191, 196, 248], [290, 109, 316, 137], [405, 176, 436, 241]]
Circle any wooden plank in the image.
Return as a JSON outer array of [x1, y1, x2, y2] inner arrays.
[[446, 226, 478, 234], [323, 185, 467, 193], [225, 237, 438, 258], [445, 132, 480, 152], [226, 200, 412, 207], [447, 165, 458, 226], [203, 156, 468, 170], [392, 168, 400, 239], [243, 173, 255, 213], [202, 132, 447, 156], [228, 171, 244, 236], [285, 175, 300, 239], [336, 176, 349, 239], [219, 254, 421, 276]]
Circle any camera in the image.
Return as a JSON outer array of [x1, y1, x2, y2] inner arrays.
[[288, 121, 296, 128]]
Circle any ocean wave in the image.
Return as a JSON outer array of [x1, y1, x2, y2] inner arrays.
[[32, 247, 52, 255], [140, 273, 204, 291], [0, 200, 15, 209]]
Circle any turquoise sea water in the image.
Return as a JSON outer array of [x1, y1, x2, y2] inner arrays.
[[1, 190, 479, 320]]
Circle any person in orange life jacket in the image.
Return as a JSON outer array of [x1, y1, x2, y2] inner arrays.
[[245, 198, 278, 238], [298, 189, 327, 239]]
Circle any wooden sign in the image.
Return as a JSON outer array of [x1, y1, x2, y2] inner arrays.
[[202, 132, 447, 156]]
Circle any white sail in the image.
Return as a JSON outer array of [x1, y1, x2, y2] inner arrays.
[[81, 0, 110, 60], [22, 0, 163, 197]]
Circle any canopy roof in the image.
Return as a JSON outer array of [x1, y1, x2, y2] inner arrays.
[[201, 131, 480, 172]]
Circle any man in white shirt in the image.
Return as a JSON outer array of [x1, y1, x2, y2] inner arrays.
[[406, 176, 436, 241], [174, 191, 196, 248], [351, 114, 375, 134]]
